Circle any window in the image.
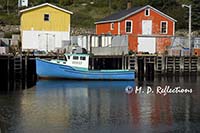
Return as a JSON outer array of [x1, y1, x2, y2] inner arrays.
[[125, 20, 132, 33], [44, 14, 49, 21], [145, 8, 150, 16], [110, 23, 114, 30], [80, 56, 86, 60], [73, 56, 79, 60], [161, 21, 168, 34]]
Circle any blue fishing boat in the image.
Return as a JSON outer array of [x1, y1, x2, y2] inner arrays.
[[36, 54, 135, 80]]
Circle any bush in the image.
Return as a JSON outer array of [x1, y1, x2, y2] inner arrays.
[[4, 32, 12, 38]]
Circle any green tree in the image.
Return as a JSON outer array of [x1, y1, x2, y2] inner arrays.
[[59, 0, 73, 6], [191, 0, 200, 30]]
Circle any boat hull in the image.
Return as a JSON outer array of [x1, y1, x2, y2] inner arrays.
[[36, 58, 135, 80]]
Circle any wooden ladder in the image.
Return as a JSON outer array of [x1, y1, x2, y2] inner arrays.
[[13, 55, 23, 90], [13, 55, 23, 79]]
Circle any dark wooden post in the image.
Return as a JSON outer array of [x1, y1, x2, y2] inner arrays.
[[24, 56, 28, 89], [117, 57, 120, 69], [198, 57, 200, 74], [124, 55, 127, 69], [90, 35, 93, 54], [92, 57, 94, 70], [7, 55, 10, 91], [122, 53, 124, 69], [144, 56, 146, 77], [128, 56, 130, 70]]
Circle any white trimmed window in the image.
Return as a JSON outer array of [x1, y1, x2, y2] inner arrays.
[[160, 21, 168, 34], [145, 8, 150, 16], [110, 23, 114, 30], [125, 20, 132, 33], [44, 14, 50, 21]]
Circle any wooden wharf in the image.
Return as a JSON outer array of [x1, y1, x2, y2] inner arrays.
[[1, 54, 200, 83]]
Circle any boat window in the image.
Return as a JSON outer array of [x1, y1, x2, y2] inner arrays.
[[68, 56, 70, 59], [73, 56, 79, 60], [63, 62, 66, 64], [80, 56, 86, 60], [57, 61, 60, 63]]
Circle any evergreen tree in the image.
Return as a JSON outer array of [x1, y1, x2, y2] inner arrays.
[[191, 0, 200, 30], [59, 0, 73, 6], [0, 0, 199, 30]]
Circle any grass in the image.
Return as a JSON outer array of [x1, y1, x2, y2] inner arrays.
[[68, 4, 115, 28], [0, 4, 113, 29], [0, 12, 20, 25]]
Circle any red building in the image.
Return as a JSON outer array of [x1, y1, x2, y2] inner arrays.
[[95, 5, 177, 54]]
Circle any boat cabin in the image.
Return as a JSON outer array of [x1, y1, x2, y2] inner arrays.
[[50, 54, 89, 70]]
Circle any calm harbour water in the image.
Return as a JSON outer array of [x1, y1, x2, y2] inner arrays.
[[0, 76, 200, 133]]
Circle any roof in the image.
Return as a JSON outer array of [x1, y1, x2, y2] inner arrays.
[[95, 5, 176, 24], [65, 53, 90, 56], [20, 3, 73, 15]]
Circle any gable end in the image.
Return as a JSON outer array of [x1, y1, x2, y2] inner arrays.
[[95, 5, 177, 24]]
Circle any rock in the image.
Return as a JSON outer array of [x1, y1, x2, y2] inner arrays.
[[0, 25, 20, 33]]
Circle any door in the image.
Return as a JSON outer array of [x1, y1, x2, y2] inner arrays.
[[48, 35, 55, 51], [142, 20, 152, 35], [38, 34, 47, 51], [138, 37, 156, 53], [38, 33, 55, 52]]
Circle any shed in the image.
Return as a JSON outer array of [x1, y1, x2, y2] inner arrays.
[[95, 4, 177, 54], [20, 3, 73, 52]]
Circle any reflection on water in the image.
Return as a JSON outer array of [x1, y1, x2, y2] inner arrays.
[[0, 76, 200, 132], [0, 78, 36, 93]]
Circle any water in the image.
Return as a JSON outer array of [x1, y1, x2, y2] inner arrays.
[[0, 76, 200, 132]]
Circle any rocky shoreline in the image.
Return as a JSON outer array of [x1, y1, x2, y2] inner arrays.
[[0, 25, 20, 34], [0, 25, 96, 36]]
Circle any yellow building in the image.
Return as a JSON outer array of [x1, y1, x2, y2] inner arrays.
[[20, 3, 73, 51]]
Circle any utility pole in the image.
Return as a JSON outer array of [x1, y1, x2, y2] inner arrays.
[[7, 0, 10, 15], [182, 4, 192, 56], [189, 5, 192, 56], [108, 0, 111, 9]]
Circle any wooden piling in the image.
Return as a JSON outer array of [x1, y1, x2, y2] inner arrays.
[[128, 56, 130, 70], [191, 57, 198, 72], [122, 55, 124, 69], [175, 57, 180, 73], [117, 58, 120, 69], [124, 55, 126, 69], [144, 57, 146, 77], [2, 54, 200, 86], [156, 55, 164, 74], [92, 57, 94, 70], [135, 56, 138, 74], [24, 56, 28, 89], [184, 57, 190, 72], [198, 57, 200, 74], [7, 55, 10, 91], [154, 56, 157, 73], [180, 57, 184, 73]]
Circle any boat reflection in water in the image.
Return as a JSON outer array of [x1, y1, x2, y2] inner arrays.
[[18, 80, 135, 132], [36, 80, 135, 90]]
